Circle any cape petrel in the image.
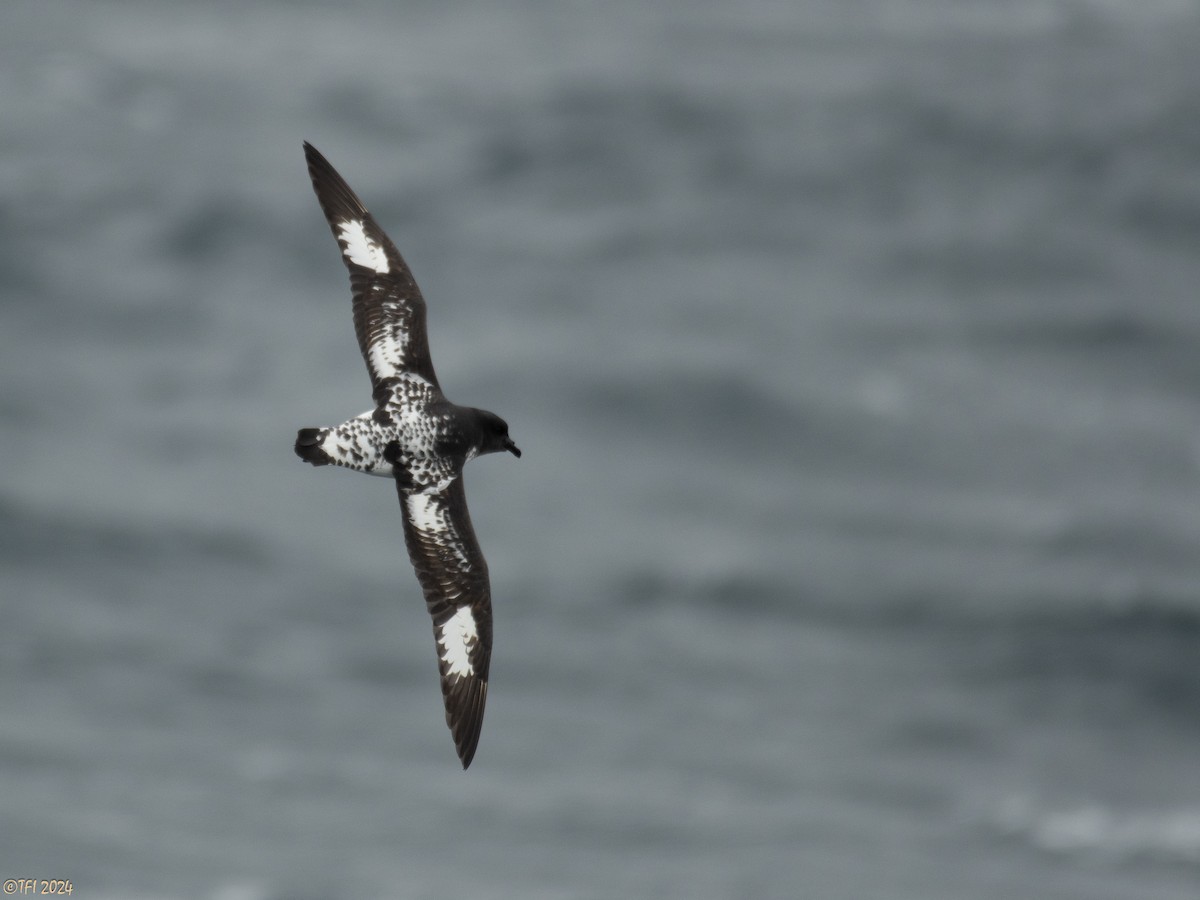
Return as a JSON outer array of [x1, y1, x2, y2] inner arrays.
[[294, 142, 520, 769]]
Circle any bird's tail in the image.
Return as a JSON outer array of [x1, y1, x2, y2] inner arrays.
[[294, 427, 333, 466]]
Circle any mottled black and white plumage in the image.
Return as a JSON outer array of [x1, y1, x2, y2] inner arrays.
[[294, 142, 520, 769]]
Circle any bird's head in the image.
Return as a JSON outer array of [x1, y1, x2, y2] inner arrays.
[[474, 409, 521, 458]]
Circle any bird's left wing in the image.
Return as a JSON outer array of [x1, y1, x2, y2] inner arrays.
[[303, 142, 441, 391]]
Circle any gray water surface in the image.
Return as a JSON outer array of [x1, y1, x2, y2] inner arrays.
[[3, 2, 1200, 898]]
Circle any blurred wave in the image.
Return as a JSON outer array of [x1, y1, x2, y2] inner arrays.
[[4, 1, 1200, 899]]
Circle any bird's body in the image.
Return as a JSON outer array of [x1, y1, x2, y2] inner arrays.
[[295, 142, 519, 769]]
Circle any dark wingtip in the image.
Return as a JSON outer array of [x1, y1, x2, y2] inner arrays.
[[444, 675, 487, 770], [453, 708, 483, 769], [302, 141, 336, 188], [302, 140, 321, 170], [301, 140, 371, 232]]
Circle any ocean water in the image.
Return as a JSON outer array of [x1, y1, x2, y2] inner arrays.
[[3, 1, 1200, 897]]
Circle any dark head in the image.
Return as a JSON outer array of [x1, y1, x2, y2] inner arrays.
[[473, 409, 521, 458]]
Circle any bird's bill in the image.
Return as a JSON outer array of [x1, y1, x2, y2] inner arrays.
[[504, 439, 522, 458]]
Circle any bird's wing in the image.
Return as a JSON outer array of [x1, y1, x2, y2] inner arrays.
[[397, 474, 492, 769], [304, 142, 440, 390]]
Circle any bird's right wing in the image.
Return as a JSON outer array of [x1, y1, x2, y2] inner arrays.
[[396, 474, 493, 769]]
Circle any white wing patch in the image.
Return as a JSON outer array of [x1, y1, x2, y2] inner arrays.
[[437, 606, 478, 678], [337, 219, 390, 274], [405, 490, 443, 532], [404, 489, 472, 568], [367, 314, 410, 376]]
